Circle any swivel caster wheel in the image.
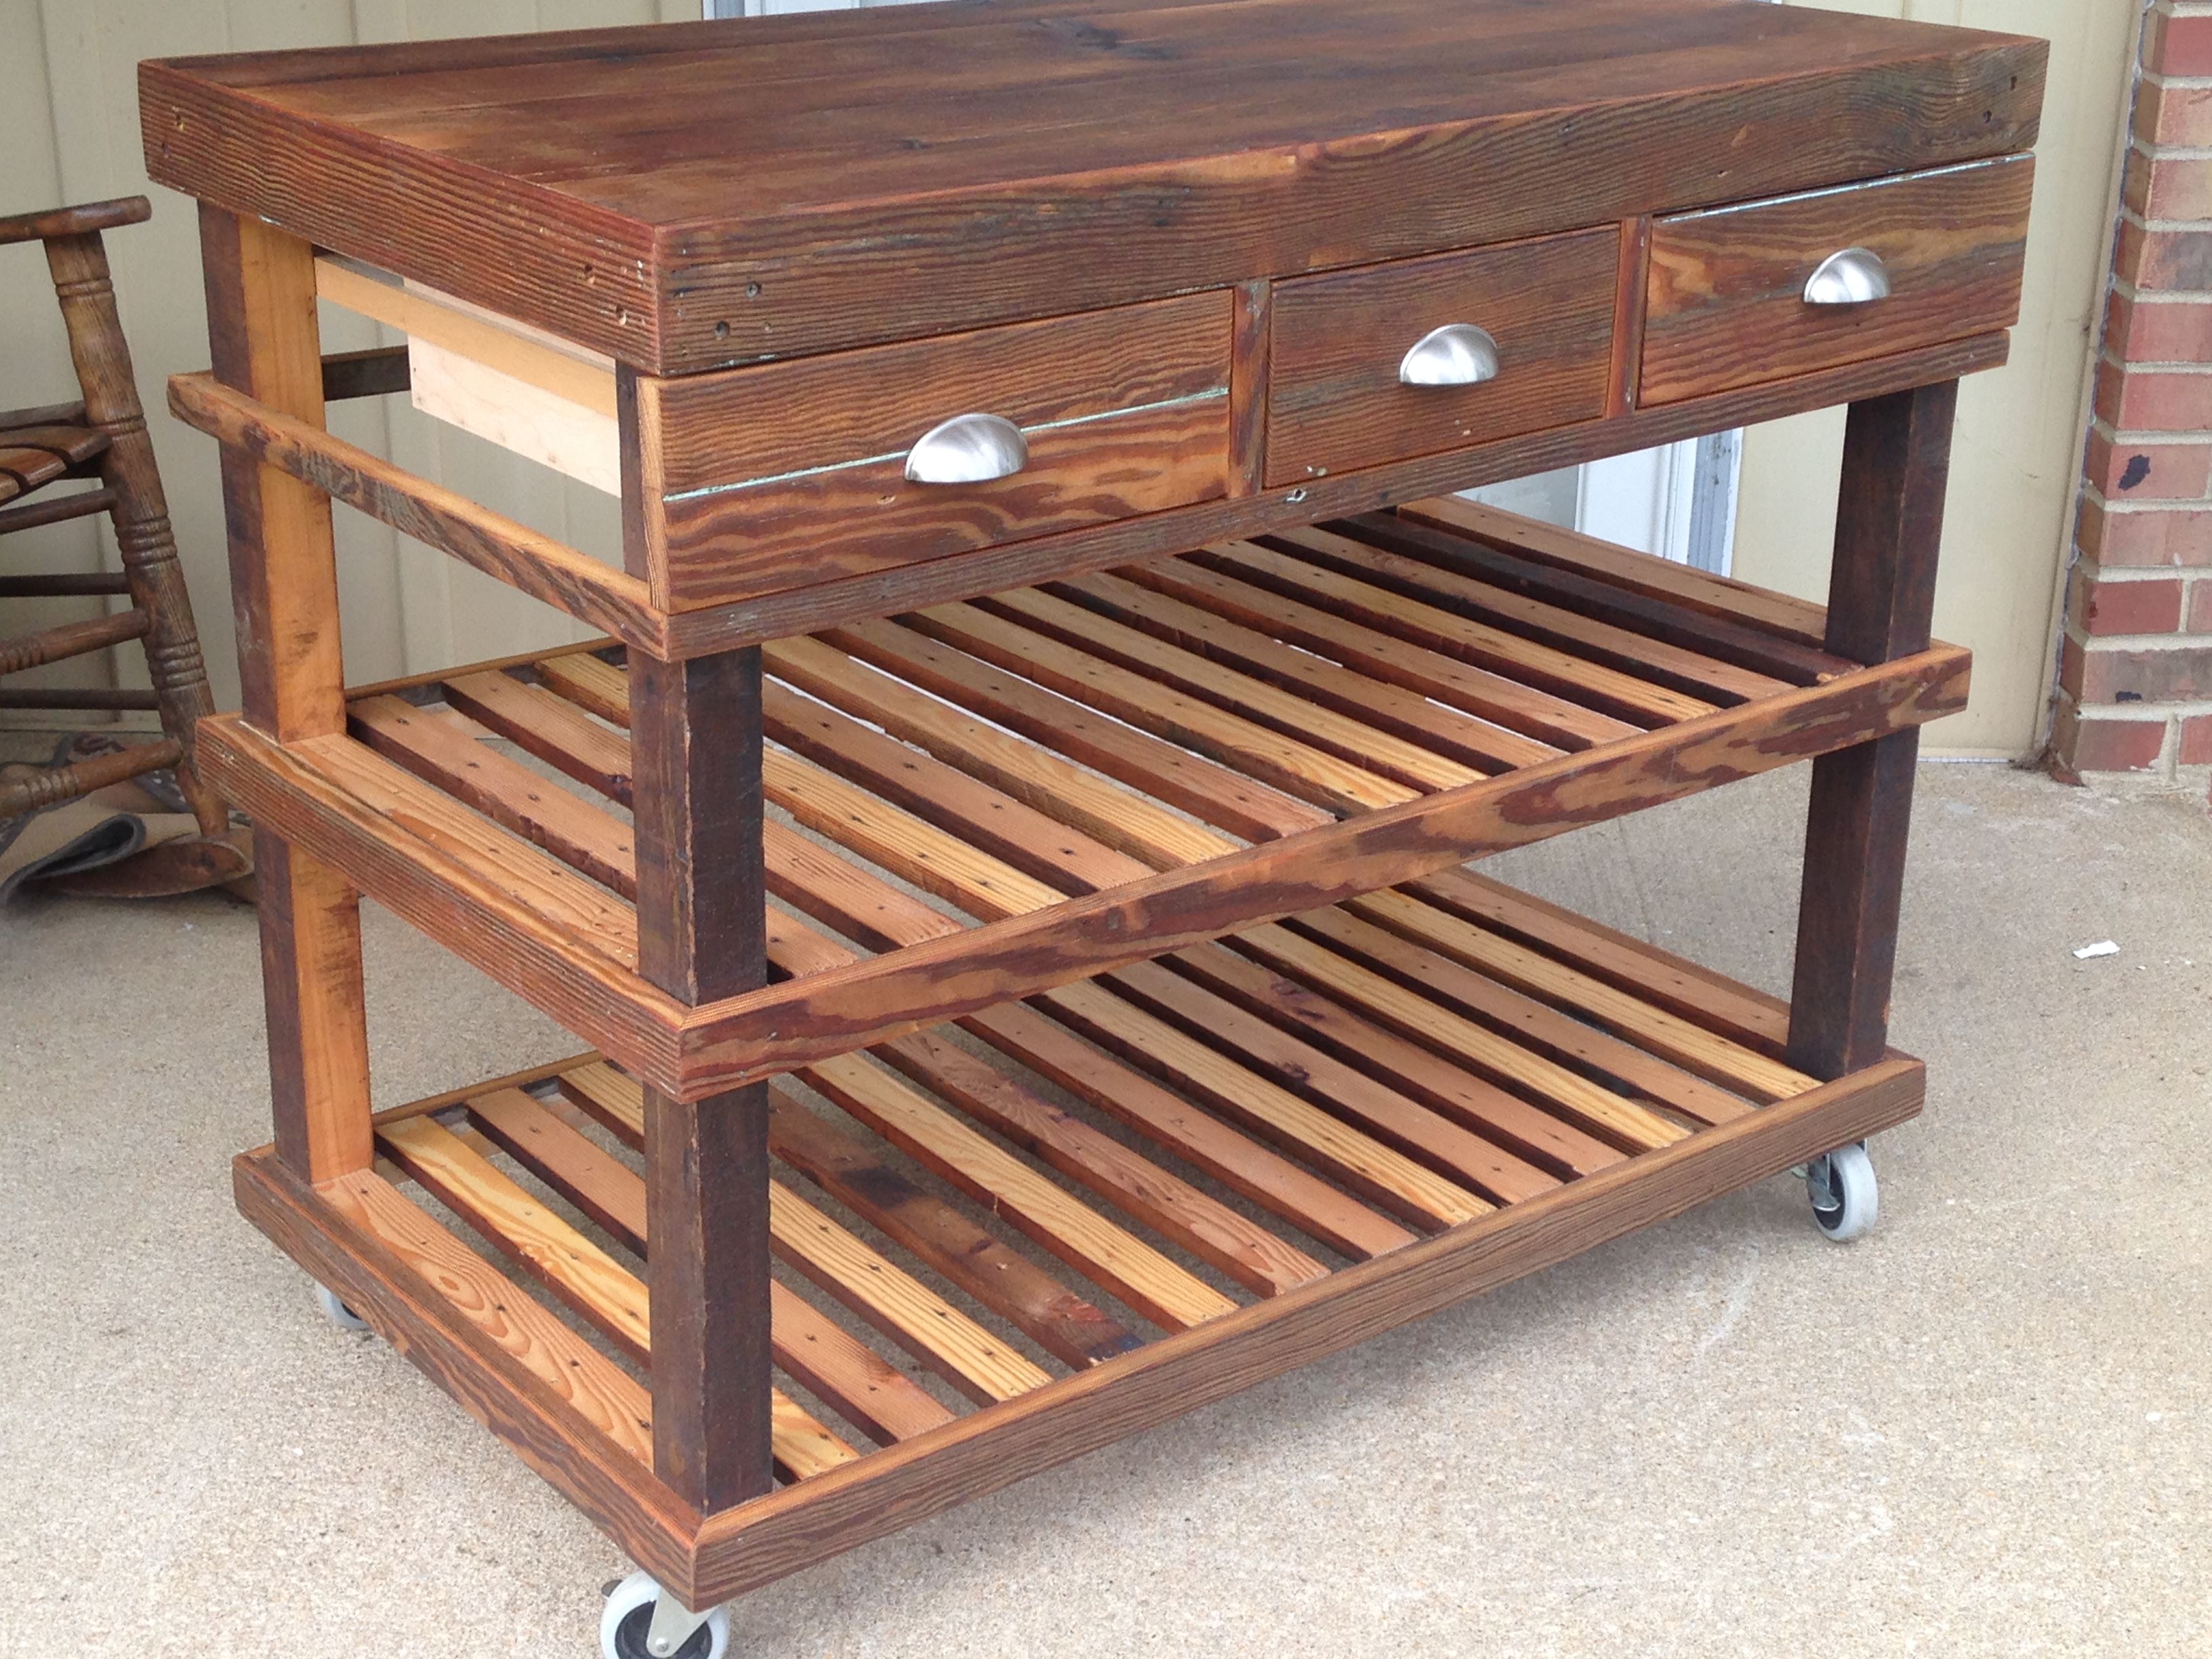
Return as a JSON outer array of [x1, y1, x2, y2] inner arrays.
[[314, 1282, 370, 1331], [1805, 1141, 1878, 1242], [601, 1571, 729, 1659]]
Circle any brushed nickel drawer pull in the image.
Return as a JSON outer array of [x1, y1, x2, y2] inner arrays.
[[1397, 323, 1501, 387], [1803, 247, 1891, 306], [903, 413, 1029, 484]]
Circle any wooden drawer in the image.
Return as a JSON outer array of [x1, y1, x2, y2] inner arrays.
[[1641, 155, 2034, 405], [641, 295, 1233, 609], [1265, 229, 1620, 487]]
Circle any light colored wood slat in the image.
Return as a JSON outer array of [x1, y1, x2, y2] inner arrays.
[[325, 1171, 655, 1462], [876, 1027, 1326, 1298], [1278, 525, 1786, 705], [957, 1002, 1416, 1263], [1036, 979, 1491, 1231], [764, 678, 1150, 896], [301, 732, 638, 967], [766, 1179, 1054, 1406], [764, 634, 1238, 870], [762, 749, 1067, 922], [1168, 939, 1611, 1183], [827, 615, 1328, 842], [1300, 905, 1754, 1127], [989, 585, 1480, 792], [1232, 922, 1687, 1152], [764, 821, 964, 956], [1124, 554, 1631, 753], [1396, 495, 1832, 648], [802, 1050, 1242, 1331], [769, 1393, 864, 1481], [1058, 569, 1548, 774], [1201, 540, 1711, 726], [909, 600, 1416, 815], [441, 668, 632, 801], [349, 697, 636, 893], [558, 1060, 646, 1140], [1103, 956, 1557, 1204], [1411, 868, 1794, 1054], [534, 651, 632, 725], [407, 333, 619, 492], [1346, 888, 1818, 1102], [466, 1088, 955, 1446]]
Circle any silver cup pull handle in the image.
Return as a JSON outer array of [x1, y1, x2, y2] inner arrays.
[[1803, 247, 1891, 306], [903, 413, 1028, 485], [1397, 323, 1502, 388]]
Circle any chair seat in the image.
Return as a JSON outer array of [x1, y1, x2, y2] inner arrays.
[[0, 422, 108, 505]]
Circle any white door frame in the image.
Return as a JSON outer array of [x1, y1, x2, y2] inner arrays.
[[1575, 432, 1741, 573]]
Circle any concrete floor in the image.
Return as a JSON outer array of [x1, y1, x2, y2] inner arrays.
[[1, 762, 2207, 1658]]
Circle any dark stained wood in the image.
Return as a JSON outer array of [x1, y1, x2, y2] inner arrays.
[[1607, 216, 1652, 416], [1788, 381, 1957, 1081], [142, 3, 2043, 372], [1227, 279, 1272, 497], [1643, 155, 2033, 405], [321, 344, 411, 401], [1266, 228, 1618, 486]]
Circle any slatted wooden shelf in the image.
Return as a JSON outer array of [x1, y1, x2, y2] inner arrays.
[[198, 497, 1969, 1100], [235, 865, 1925, 1602]]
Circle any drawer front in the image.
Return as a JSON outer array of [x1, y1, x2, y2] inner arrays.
[[644, 294, 1232, 609], [1265, 229, 1621, 487], [1641, 155, 2034, 405]]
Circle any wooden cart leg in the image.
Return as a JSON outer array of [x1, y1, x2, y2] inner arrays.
[[630, 648, 775, 1513], [1787, 380, 1958, 1081], [201, 205, 372, 1183]]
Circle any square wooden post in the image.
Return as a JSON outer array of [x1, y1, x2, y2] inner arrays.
[[200, 204, 374, 1185], [1786, 380, 1958, 1080]]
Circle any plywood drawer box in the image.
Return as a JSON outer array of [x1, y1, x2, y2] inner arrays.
[[1640, 155, 2035, 405], [1265, 228, 1620, 488]]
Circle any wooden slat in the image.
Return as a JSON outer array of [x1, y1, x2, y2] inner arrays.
[[958, 1002, 1416, 1263], [765, 634, 1237, 871], [1195, 540, 1707, 727], [1231, 922, 1687, 1152], [1101, 956, 1555, 1205], [801, 1051, 1242, 1332], [1166, 937, 1612, 1182], [1274, 525, 1786, 706], [982, 586, 1474, 794], [1034, 979, 1491, 1231], [556, 1061, 1144, 1370], [1123, 553, 1634, 752], [442, 668, 633, 801], [1343, 889, 1815, 1103], [827, 614, 1326, 841], [766, 1174, 1055, 1406], [763, 821, 965, 958], [873, 1027, 1326, 1298], [1055, 569, 1553, 773], [1396, 495, 1830, 648], [910, 600, 1415, 815], [534, 651, 632, 724]]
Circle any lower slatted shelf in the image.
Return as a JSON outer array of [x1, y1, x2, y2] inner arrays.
[[198, 496, 1970, 1098], [235, 869, 1925, 1603]]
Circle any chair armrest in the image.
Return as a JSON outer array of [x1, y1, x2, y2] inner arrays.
[[0, 196, 151, 248]]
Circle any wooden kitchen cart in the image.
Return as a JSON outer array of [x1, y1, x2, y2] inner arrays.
[[142, 2, 2044, 1651]]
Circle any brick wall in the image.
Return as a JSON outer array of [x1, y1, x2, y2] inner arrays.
[[2058, 1, 2212, 785]]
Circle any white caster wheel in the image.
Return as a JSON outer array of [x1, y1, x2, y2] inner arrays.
[[601, 1571, 729, 1659], [314, 1282, 370, 1331], [1805, 1142, 1878, 1242]]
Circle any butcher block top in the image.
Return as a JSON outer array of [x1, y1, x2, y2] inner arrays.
[[141, 0, 2045, 375]]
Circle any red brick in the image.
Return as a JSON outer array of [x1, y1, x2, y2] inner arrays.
[[2076, 641, 2212, 703], [2087, 428, 2212, 499], [2152, 13, 2212, 79], [2192, 579, 2212, 632], [2182, 713, 2212, 766], [2053, 699, 2169, 773], [2125, 147, 2154, 220], [2132, 226, 2212, 291], [2074, 491, 2108, 559], [2070, 570, 2186, 635], [2059, 631, 2088, 699], [2108, 291, 2212, 363], [2087, 504, 2212, 568], [2106, 366, 2212, 431], [2137, 81, 2212, 148], [2142, 155, 2212, 222]]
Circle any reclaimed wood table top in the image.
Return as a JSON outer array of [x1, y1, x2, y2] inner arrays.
[[141, 0, 2044, 374]]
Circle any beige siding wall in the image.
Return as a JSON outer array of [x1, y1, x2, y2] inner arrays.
[[1735, 0, 2139, 757], [1, 0, 2136, 756]]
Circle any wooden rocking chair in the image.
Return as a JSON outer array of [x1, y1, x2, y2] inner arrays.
[[0, 195, 239, 882]]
